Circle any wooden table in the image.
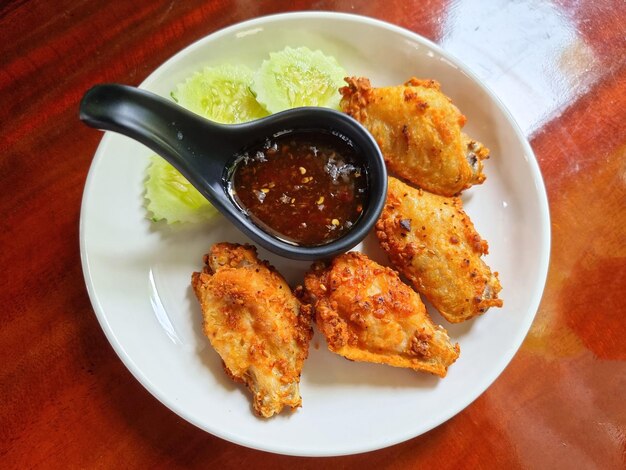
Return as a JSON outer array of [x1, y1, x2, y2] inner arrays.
[[2, 1, 625, 468]]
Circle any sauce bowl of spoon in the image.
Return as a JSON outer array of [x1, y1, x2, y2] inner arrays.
[[79, 84, 386, 260]]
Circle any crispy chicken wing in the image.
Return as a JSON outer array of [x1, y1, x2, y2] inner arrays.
[[376, 177, 503, 323], [191, 243, 313, 418], [340, 77, 489, 196], [300, 252, 459, 377]]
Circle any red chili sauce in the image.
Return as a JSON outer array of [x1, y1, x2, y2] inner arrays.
[[229, 130, 368, 246]]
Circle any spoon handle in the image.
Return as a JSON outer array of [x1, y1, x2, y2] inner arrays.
[[79, 84, 239, 212]]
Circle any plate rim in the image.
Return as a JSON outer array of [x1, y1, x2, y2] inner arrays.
[[79, 11, 551, 456]]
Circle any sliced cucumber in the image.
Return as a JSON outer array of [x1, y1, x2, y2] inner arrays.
[[172, 64, 268, 123], [252, 46, 346, 113], [144, 155, 218, 224]]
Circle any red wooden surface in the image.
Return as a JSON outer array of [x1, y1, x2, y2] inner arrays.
[[1, 1, 625, 468]]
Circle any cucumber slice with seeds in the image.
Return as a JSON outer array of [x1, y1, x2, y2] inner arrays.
[[144, 155, 218, 224], [172, 64, 268, 124], [252, 46, 346, 113]]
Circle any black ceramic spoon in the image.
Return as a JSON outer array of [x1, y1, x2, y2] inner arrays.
[[79, 84, 387, 260]]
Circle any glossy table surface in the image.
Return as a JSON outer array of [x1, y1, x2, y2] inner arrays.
[[1, 1, 624, 468]]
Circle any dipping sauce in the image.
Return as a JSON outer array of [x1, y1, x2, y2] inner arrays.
[[229, 130, 368, 246]]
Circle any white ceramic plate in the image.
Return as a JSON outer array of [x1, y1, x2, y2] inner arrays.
[[80, 12, 550, 456]]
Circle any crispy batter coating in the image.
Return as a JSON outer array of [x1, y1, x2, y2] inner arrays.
[[340, 77, 489, 196], [301, 252, 459, 377], [376, 177, 503, 323], [191, 243, 313, 418]]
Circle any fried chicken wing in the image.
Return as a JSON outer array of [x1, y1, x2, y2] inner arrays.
[[340, 77, 489, 196], [191, 243, 313, 418], [376, 177, 503, 323], [301, 252, 459, 377]]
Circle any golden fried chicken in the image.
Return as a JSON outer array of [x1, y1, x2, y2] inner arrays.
[[376, 177, 503, 323], [191, 243, 313, 418], [340, 77, 489, 196], [300, 252, 459, 377]]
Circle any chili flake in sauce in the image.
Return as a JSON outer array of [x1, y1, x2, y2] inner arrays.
[[229, 130, 368, 246]]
